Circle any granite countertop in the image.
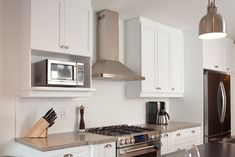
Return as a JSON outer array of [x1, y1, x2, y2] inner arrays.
[[142, 121, 201, 133], [160, 143, 235, 157], [15, 121, 201, 152], [15, 132, 117, 151]]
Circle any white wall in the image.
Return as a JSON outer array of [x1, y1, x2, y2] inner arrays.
[[169, 28, 203, 124], [0, 0, 19, 155], [15, 82, 169, 137], [169, 28, 203, 142], [0, 1, 170, 155]]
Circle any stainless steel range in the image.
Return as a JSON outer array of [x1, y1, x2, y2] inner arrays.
[[87, 125, 161, 157]]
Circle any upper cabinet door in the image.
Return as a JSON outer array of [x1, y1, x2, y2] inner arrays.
[[170, 31, 183, 93], [203, 39, 225, 72], [31, 0, 62, 53], [224, 39, 234, 73], [31, 0, 92, 57], [203, 38, 234, 73], [156, 26, 170, 93], [141, 22, 157, 93], [64, 0, 91, 56]]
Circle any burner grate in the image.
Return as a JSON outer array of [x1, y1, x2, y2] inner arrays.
[[87, 125, 155, 136]]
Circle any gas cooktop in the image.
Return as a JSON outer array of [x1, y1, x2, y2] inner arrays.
[[87, 125, 161, 148], [87, 124, 155, 136]]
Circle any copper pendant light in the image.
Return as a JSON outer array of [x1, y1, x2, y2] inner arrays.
[[199, 0, 227, 39]]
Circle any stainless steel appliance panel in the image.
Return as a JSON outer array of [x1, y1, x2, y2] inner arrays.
[[118, 142, 160, 157], [34, 59, 77, 86], [204, 70, 231, 143]]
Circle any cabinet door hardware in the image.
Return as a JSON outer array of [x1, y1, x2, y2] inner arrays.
[[104, 144, 112, 148], [60, 45, 66, 49], [176, 133, 181, 137], [64, 154, 73, 157], [65, 45, 70, 49]]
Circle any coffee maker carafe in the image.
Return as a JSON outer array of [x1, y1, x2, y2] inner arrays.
[[158, 102, 170, 125], [146, 101, 170, 125]]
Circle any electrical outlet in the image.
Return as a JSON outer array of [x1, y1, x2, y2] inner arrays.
[[61, 107, 68, 119]]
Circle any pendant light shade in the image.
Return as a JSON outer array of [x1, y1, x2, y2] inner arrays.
[[199, 0, 227, 39]]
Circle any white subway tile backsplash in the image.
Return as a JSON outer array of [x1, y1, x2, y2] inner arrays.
[[15, 81, 169, 137]]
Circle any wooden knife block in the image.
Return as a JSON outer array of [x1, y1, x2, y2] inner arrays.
[[26, 118, 49, 138]]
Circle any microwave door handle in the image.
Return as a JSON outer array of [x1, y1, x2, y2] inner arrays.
[[220, 82, 227, 124]]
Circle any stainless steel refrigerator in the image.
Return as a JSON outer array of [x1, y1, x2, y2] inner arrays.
[[204, 70, 231, 143]]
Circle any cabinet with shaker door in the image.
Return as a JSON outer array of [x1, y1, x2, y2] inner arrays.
[[31, 0, 93, 56], [125, 17, 184, 98], [18, 0, 95, 97], [160, 127, 201, 155], [161, 133, 171, 155], [203, 37, 234, 73], [17, 144, 90, 157], [90, 142, 116, 157]]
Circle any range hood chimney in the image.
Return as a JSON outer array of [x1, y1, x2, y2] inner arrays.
[[92, 9, 145, 81]]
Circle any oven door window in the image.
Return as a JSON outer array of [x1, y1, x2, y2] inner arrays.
[[51, 63, 74, 80]]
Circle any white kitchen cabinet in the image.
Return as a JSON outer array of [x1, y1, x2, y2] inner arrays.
[[160, 127, 201, 155], [31, 0, 92, 56], [17, 144, 90, 157], [170, 32, 184, 93], [156, 26, 170, 93], [18, 0, 95, 97], [90, 142, 116, 157], [203, 37, 234, 73], [160, 133, 171, 155], [99, 142, 116, 157], [140, 20, 157, 93], [224, 39, 234, 73], [125, 17, 184, 97], [170, 127, 201, 152]]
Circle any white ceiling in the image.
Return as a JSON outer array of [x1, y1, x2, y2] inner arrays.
[[92, 0, 235, 40]]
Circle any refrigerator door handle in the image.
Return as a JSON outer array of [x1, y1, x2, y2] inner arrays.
[[220, 82, 227, 124]]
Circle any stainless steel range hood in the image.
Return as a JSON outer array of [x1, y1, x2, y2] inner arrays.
[[92, 9, 145, 81]]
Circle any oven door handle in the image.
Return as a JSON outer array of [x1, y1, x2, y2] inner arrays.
[[120, 145, 156, 154]]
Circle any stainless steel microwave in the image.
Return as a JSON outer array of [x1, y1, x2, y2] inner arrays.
[[34, 59, 84, 87]]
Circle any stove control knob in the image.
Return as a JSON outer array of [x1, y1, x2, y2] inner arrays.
[[150, 135, 156, 139], [131, 138, 135, 143], [156, 134, 160, 139], [126, 139, 131, 144], [120, 139, 125, 145]]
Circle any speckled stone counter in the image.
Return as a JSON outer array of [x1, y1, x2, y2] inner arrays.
[[142, 121, 201, 133], [15, 132, 117, 151]]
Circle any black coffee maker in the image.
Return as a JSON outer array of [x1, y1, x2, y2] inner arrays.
[[146, 101, 170, 125]]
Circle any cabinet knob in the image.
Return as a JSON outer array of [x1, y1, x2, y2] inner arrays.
[[104, 144, 112, 148], [214, 65, 219, 68], [191, 130, 196, 134], [60, 45, 66, 49], [171, 88, 175, 90], [156, 87, 161, 90], [227, 68, 230, 70], [176, 133, 181, 137], [65, 45, 70, 49], [64, 154, 73, 157]]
